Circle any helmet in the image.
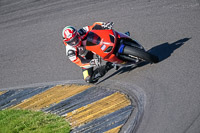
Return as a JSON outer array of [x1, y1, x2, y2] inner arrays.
[[62, 26, 81, 47]]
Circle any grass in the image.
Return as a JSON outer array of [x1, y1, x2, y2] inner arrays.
[[0, 109, 71, 133]]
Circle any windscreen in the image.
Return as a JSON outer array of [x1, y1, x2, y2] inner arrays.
[[86, 32, 101, 46]]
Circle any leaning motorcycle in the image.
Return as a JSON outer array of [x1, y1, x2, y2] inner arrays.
[[86, 29, 159, 68]]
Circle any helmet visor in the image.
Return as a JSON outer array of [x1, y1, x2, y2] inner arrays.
[[64, 34, 80, 47]]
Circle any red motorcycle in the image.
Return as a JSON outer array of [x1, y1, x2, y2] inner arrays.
[[86, 29, 159, 67]]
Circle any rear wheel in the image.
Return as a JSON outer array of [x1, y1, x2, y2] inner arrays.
[[122, 45, 159, 63]]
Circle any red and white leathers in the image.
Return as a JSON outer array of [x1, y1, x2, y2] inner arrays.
[[63, 22, 106, 69], [63, 22, 115, 83]]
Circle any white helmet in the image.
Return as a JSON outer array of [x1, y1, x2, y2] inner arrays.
[[62, 26, 81, 47]]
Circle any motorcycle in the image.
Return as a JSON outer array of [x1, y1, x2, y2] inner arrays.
[[86, 29, 159, 68]]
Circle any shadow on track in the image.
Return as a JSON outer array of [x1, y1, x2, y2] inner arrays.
[[148, 37, 191, 62], [96, 38, 191, 85]]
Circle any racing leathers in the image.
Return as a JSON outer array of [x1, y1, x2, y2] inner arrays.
[[63, 22, 114, 83]]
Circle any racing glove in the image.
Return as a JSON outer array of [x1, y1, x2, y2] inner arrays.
[[102, 22, 114, 29], [90, 59, 100, 67]]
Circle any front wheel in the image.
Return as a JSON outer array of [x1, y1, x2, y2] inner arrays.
[[122, 45, 159, 63]]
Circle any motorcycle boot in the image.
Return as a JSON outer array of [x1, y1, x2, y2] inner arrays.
[[105, 62, 114, 71], [90, 62, 114, 83], [90, 67, 105, 83]]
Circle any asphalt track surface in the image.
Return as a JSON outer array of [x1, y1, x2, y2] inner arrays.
[[0, 0, 200, 133]]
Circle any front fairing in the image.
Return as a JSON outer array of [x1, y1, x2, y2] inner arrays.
[[86, 30, 117, 59], [86, 29, 124, 64]]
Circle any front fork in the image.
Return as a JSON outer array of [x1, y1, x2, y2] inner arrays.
[[95, 54, 102, 67]]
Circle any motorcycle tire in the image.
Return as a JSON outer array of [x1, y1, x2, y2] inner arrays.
[[123, 45, 159, 63]]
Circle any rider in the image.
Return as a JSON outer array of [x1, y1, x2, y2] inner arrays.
[[62, 22, 114, 83]]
